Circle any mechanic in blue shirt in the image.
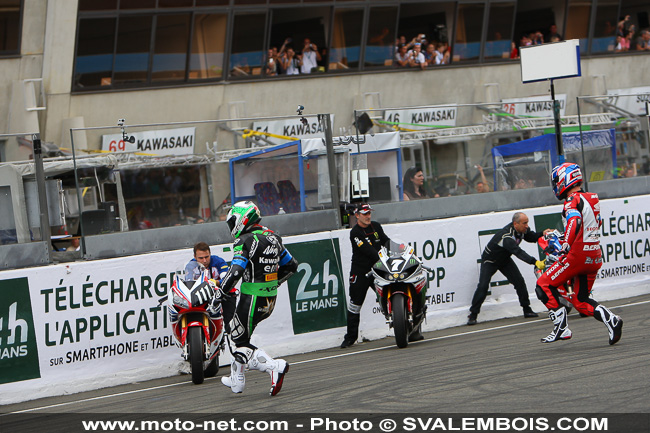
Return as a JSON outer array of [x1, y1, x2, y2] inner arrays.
[[185, 241, 229, 282]]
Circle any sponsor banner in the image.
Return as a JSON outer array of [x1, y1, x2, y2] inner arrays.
[[251, 115, 334, 147], [607, 86, 650, 115], [101, 127, 196, 156], [0, 195, 648, 403], [0, 277, 40, 384], [383, 106, 457, 129], [501, 95, 567, 117], [286, 239, 347, 334]]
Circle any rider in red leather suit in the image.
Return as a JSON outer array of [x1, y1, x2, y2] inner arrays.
[[535, 163, 623, 345]]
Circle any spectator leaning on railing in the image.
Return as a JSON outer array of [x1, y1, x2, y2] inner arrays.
[[408, 43, 426, 70], [636, 29, 650, 51], [395, 44, 409, 67]]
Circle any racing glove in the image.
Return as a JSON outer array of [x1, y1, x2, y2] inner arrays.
[[535, 260, 546, 270], [560, 243, 570, 254]]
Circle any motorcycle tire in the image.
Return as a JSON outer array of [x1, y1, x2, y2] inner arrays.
[[204, 356, 219, 377], [188, 327, 205, 384], [392, 293, 409, 349]]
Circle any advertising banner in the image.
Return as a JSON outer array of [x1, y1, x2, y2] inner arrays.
[[383, 106, 457, 129], [1, 195, 649, 404], [607, 86, 650, 115], [286, 239, 347, 334], [101, 127, 196, 156], [501, 94, 567, 117], [251, 115, 334, 146], [0, 277, 40, 384]]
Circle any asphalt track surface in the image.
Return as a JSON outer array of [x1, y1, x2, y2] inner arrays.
[[2, 294, 649, 418]]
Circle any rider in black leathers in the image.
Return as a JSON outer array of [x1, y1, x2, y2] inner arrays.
[[213, 201, 298, 396]]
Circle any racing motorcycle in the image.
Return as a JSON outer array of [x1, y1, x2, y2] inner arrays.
[[160, 270, 225, 384], [535, 230, 575, 313], [369, 239, 430, 348]]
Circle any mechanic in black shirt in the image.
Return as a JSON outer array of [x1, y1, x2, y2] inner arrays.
[[467, 212, 550, 325], [341, 204, 415, 348]]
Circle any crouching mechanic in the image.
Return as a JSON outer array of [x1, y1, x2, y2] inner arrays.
[[535, 163, 623, 345], [211, 201, 298, 396], [186, 242, 236, 331]]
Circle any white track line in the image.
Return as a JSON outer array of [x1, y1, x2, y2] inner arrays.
[[7, 298, 648, 414]]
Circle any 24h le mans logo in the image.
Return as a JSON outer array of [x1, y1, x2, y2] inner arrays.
[[0, 277, 41, 384]]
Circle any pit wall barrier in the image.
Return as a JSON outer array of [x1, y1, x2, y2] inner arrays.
[[1, 195, 649, 404]]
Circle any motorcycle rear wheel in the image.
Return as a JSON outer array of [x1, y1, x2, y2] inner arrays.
[[188, 327, 205, 384], [204, 356, 219, 377], [392, 293, 409, 348]]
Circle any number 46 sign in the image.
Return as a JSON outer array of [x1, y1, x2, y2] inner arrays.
[[286, 239, 348, 334]]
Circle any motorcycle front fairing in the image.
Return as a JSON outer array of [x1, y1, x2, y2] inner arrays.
[[371, 240, 428, 318], [168, 272, 224, 361]]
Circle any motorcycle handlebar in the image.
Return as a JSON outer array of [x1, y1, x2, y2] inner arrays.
[[158, 295, 168, 305]]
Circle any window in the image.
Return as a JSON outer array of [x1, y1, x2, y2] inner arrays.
[[152, 14, 191, 82], [120, 0, 156, 9], [269, 7, 329, 74], [230, 12, 266, 78], [79, 0, 117, 11], [190, 13, 227, 79], [396, 2, 454, 66], [566, 0, 592, 53], [74, 18, 116, 87], [330, 8, 364, 71], [514, 0, 557, 48], [484, 2, 515, 60], [620, 0, 650, 51], [364, 6, 397, 68], [0, 0, 22, 55], [114, 16, 153, 86], [158, 0, 194, 7], [454, 3, 485, 62], [591, 0, 618, 53]]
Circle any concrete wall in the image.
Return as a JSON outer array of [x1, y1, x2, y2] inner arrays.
[[2, 0, 650, 148]]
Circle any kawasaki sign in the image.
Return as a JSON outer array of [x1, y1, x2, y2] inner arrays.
[[286, 239, 347, 334], [0, 277, 40, 384]]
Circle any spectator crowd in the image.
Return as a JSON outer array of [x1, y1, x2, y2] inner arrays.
[[263, 37, 326, 76]]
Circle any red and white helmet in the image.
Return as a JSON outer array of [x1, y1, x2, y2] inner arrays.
[[551, 163, 582, 200]]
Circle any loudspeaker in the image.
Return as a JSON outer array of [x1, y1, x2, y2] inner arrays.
[[368, 176, 393, 202], [355, 112, 373, 135], [81, 210, 107, 236]]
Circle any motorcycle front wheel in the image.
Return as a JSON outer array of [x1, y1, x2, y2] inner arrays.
[[188, 327, 205, 384], [392, 293, 409, 348]]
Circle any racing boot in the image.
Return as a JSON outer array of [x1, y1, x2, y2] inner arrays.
[[248, 348, 289, 396], [541, 306, 572, 343], [408, 324, 424, 342], [593, 305, 623, 345], [221, 347, 253, 393]]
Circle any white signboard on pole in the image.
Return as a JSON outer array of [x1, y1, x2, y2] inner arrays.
[[101, 127, 196, 156], [520, 39, 581, 83]]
